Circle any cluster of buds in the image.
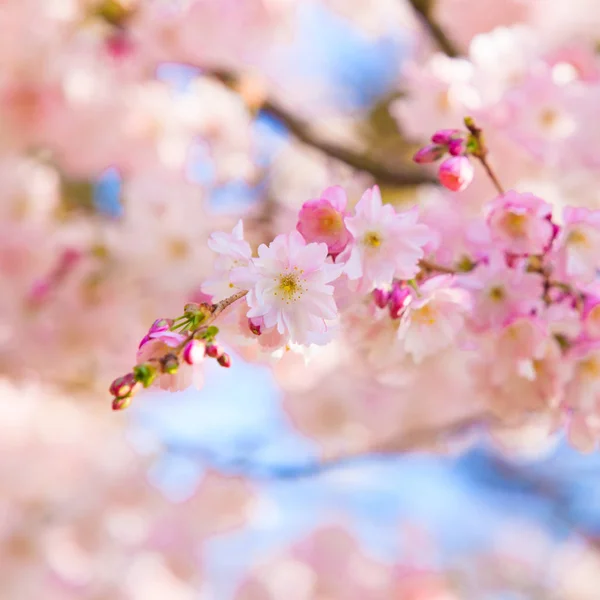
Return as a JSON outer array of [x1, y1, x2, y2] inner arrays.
[[109, 303, 232, 410], [413, 125, 477, 192], [373, 281, 411, 319]]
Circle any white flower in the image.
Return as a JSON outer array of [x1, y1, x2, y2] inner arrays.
[[344, 185, 433, 291], [245, 231, 341, 346]]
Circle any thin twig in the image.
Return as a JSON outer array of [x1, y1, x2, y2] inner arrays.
[[209, 289, 248, 323], [464, 117, 506, 195], [419, 259, 457, 275], [207, 69, 437, 188], [406, 0, 460, 57]]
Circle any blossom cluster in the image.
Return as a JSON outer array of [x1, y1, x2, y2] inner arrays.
[[114, 121, 600, 453]]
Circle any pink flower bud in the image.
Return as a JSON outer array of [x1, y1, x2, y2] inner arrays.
[[109, 373, 141, 400], [372, 287, 390, 309], [149, 318, 173, 334], [413, 144, 445, 164], [183, 339, 205, 365], [389, 284, 411, 319], [248, 317, 262, 335], [447, 138, 466, 156], [217, 353, 231, 368], [205, 343, 222, 359], [431, 129, 461, 144], [438, 156, 474, 192]]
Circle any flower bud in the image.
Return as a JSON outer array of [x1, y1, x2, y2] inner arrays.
[[112, 396, 132, 411], [161, 353, 179, 374], [413, 144, 445, 164], [372, 287, 390, 309], [184, 302, 200, 315], [205, 343, 222, 359], [447, 138, 466, 156], [217, 353, 231, 368], [431, 129, 460, 144], [133, 362, 157, 388], [389, 285, 411, 319], [248, 317, 262, 336], [148, 318, 172, 334], [183, 339, 205, 365], [438, 156, 474, 192], [109, 372, 141, 399]]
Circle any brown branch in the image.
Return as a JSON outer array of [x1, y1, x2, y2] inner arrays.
[[419, 258, 457, 275], [209, 289, 248, 323], [207, 69, 437, 188], [406, 0, 461, 57]]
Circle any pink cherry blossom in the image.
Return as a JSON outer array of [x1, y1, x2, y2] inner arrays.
[[396, 275, 472, 363], [486, 191, 555, 256], [459, 255, 544, 331], [344, 186, 433, 291], [552, 206, 600, 283], [296, 186, 352, 257], [245, 231, 341, 346]]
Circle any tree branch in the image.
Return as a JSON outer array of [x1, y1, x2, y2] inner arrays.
[[406, 0, 460, 58], [207, 69, 437, 188]]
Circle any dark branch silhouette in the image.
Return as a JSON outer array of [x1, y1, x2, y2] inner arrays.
[[406, 0, 461, 57], [206, 69, 437, 188]]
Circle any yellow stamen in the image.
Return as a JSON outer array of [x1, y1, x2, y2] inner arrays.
[[363, 231, 382, 248]]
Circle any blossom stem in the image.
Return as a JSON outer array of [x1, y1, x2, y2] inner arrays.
[[418, 259, 457, 274], [478, 156, 506, 195], [464, 117, 506, 195], [175, 290, 250, 355], [208, 289, 249, 323]]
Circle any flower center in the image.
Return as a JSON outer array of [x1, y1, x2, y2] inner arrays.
[[318, 210, 342, 234], [579, 357, 600, 379], [363, 231, 382, 248], [412, 304, 437, 325], [276, 272, 304, 302], [567, 228, 589, 247], [488, 285, 506, 301], [503, 212, 528, 237]]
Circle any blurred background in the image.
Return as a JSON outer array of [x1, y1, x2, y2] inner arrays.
[[3, 0, 600, 598]]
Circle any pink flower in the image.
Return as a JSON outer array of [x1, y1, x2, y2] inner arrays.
[[487, 316, 551, 387], [438, 156, 474, 191], [202, 220, 253, 300], [343, 185, 432, 291], [245, 231, 341, 346], [412, 144, 445, 164], [459, 255, 544, 330], [552, 207, 600, 283], [296, 186, 352, 257], [486, 191, 555, 255], [396, 275, 471, 363]]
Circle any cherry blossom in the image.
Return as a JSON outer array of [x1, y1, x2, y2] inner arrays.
[[245, 231, 341, 346], [344, 185, 433, 291]]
